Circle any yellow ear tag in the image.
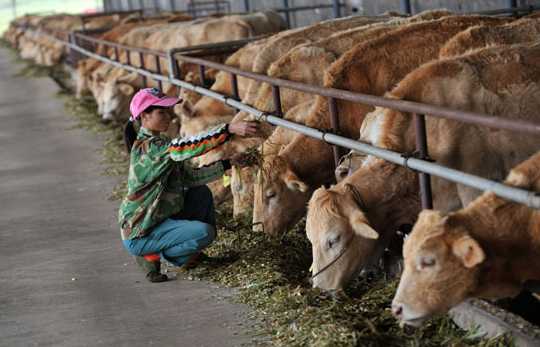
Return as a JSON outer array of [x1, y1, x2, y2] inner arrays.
[[223, 174, 231, 188]]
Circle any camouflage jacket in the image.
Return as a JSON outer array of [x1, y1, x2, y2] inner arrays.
[[118, 125, 231, 240]]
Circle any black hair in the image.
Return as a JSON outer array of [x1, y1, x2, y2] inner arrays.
[[123, 106, 171, 153], [124, 120, 138, 154]]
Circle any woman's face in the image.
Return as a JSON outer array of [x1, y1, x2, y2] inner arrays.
[[141, 107, 172, 133]]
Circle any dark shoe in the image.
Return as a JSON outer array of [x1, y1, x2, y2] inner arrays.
[[135, 256, 168, 283], [146, 271, 168, 283]]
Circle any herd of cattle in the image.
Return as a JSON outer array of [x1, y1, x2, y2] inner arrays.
[[4, 8, 540, 328]]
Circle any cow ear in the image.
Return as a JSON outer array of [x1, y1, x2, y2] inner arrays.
[[119, 83, 134, 96], [452, 235, 485, 268], [177, 100, 195, 118], [417, 209, 444, 224], [282, 170, 308, 192], [349, 210, 379, 239]]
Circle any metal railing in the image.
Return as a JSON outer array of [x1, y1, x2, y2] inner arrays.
[[17, 6, 540, 211], [187, 1, 231, 17]]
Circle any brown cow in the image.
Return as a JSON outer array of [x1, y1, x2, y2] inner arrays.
[[255, 15, 509, 236], [440, 17, 540, 58], [392, 150, 540, 327], [335, 17, 540, 183], [306, 42, 540, 290]]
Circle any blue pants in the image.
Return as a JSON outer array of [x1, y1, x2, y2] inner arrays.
[[123, 185, 216, 266]]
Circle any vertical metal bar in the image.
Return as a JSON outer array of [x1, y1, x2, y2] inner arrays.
[[114, 46, 119, 62], [328, 97, 341, 169], [68, 33, 76, 67], [332, 0, 341, 18], [400, 0, 412, 15], [414, 113, 433, 209], [230, 73, 240, 111], [272, 85, 283, 118], [508, 0, 518, 16], [126, 48, 131, 66], [199, 65, 207, 88], [230, 73, 239, 100], [244, 0, 250, 12], [139, 51, 147, 87], [154, 54, 163, 91], [167, 49, 179, 78], [283, 0, 291, 28]]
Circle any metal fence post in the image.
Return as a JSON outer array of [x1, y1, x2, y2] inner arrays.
[[332, 0, 341, 18], [139, 51, 147, 87], [328, 97, 342, 169], [199, 65, 207, 88], [400, 0, 412, 15], [272, 85, 283, 118], [414, 113, 433, 209], [244, 0, 250, 12], [154, 55, 163, 91], [282, 0, 291, 28], [126, 48, 131, 66], [508, 0, 518, 16], [230, 73, 240, 111], [167, 49, 178, 79]]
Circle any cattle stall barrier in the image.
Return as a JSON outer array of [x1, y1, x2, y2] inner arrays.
[[18, 6, 540, 214]]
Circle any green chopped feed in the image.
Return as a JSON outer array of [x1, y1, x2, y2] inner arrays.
[[12, 56, 514, 347]]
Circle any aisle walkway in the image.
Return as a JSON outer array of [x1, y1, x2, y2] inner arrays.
[[0, 48, 251, 347]]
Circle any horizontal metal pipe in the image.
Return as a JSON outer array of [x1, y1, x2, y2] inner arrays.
[[474, 5, 539, 16], [173, 54, 540, 136]]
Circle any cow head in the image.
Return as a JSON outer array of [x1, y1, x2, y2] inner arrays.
[[101, 73, 137, 123], [252, 156, 310, 235], [392, 210, 486, 327], [306, 185, 379, 290]]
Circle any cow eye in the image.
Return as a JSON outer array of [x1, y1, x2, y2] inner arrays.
[[326, 235, 340, 249], [417, 256, 436, 270], [265, 190, 276, 199]]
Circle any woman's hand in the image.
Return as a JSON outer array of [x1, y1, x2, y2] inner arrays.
[[228, 121, 259, 137]]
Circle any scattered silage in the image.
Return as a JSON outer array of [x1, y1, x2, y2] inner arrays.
[[11, 54, 514, 346]]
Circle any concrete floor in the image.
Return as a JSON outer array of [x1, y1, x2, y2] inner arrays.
[[0, 48, 253, 347]]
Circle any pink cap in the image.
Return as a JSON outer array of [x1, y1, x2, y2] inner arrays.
[[129, 88, 180, 121]]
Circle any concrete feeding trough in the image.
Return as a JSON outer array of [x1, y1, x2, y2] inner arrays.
[[450, 298, 540, 347]]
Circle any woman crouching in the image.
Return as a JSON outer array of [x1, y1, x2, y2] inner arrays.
[[119, 88, 258, 282]]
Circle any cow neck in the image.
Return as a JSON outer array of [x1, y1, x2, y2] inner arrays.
[[343, 158, 421, 235], [282, 135, 335, 186], [458, 199, 540, 298]]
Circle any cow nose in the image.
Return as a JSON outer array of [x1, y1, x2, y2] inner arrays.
[[391, 302, 403, 318]]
